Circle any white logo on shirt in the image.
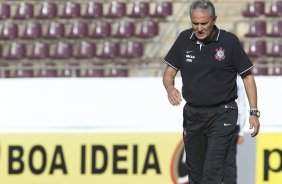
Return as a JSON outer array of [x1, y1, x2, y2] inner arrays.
[[186, 51, 195, 62]]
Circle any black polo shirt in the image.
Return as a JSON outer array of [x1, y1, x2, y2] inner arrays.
[[164, 26, 253, 107]]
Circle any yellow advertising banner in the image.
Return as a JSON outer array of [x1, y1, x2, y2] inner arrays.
[[256, 133, 282, 184], [0, 133, 184, 184]]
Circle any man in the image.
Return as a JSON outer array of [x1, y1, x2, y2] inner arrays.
[[162, 1, 260, 183], [223, 76, 247, 184]]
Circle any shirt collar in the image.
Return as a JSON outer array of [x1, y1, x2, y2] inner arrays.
[[189, 25, 220, 43]]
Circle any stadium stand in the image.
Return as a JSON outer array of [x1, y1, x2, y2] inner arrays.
[[0, 0, 280, 77], [36, 2, 57, 19], [242, 1, 265, 17], [265, 0, 282, 17]]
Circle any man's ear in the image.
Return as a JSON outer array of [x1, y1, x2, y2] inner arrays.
[[213, 16, 217, 24]]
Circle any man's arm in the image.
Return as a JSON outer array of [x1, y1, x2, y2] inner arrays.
[[163, 65, 182, 106], [241, 70, 260, 137]]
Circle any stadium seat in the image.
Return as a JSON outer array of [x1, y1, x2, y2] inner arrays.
[[99, 41, 120, 59], [108, 62, 129, 77], [45, 22, 65, 39], [89, 21, 111, 38], [113, 21, 135, 38], [52, 42, 73, 59], [151, 1, 173, 18], [121, 41, 144, 58], [246, 40, 267, 57], [245, 20, 266, 37], [14, 2, 34, 19], [268, 40, 282, 57], [272, 61, 282, 76], [252, 61, 268, 76], [267, 20, 282, 37], [67, 21, 88, 39], [0, 63, 9, 78], [29, 42, 49, 59], [83, 63, 104, 77], [242, 1, 265, 17], [60, 64, 80, 77], [0, 2, 10, 19], [61, 2, 80, 18], [265, 0, 282, 17], [0, 22, 18, 40], [107, 1, 126, 18], [0, 44, 2, 58], [6, 42, 26, 60], [82, 1, 103, 19], [14, 64, 33, 78], [37, 63, 57, 77], [75, 41, 96, 59], [37, 2, 57, 19], [129, 1, 149, 18], [22, 22, 42, 39], [136, 20, 159, 38]]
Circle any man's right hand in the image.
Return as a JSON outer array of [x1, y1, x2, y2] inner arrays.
[[167, 87, 182, 106]]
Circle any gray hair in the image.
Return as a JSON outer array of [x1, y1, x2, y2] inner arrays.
[[189, 0, 216, 18]]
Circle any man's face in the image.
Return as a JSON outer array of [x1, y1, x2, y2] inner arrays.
[[191, 9, 217, 42]]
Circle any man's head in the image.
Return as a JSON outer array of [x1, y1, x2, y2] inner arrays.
[[189, 0, 217, 42]]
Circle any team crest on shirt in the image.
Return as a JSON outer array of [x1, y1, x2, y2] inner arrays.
[[215, 47, 225, 61]]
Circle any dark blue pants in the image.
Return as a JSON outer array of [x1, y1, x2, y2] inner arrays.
[[183, 101, 238, 184]]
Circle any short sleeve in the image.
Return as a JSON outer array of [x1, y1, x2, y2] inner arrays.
[[232, 36, 253, 75], [164, 33, 182, 70]]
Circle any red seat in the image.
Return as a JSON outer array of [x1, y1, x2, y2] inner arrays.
[[75, 41, 96, 59], [121, 41, 144, 58], [245, 20, 266, 37], [267, 20, 282, 37], [22, 22, 42, 39], [129, 1, 149, 18], [59, 64, 80, 77], [265, 1, 282, 17], [242, 1, 265, 17], [14, 2, 34, 19], [60, 2, 80, 18], [89, 21, 111, 38], [108, 62, 129, 77], [29, 42, 49, 59], [45, 22, 65, 39], [37, 63, 57, 77], [14, 64, 33, 78], [107, 1, 126, 18], [151, 1, 173, 18], [6, 42, 26, 60], [0, 22, 18, 40], [252, 61, 268, 76], [83, 63, 104, 77], [37, 2, 57, 19], [0, 2, 10, 19], [0, 63, 9, 78], [272, 61, 282, 76], [99, 41, 120, 59], [67, 21, 88, 39], [52, 42, 73, 59], [246, 40, 267, 57], [114, 21, 135, 38], [82, 2, 103, 19], [267, 40, 282, 57], [136, 20, 159, 38]]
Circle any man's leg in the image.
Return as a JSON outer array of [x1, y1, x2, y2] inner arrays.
[[223, 126, 239, 184], [201, 105, 238, 184], [183, 104, 207, 184]]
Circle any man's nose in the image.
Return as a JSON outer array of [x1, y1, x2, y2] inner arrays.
[[197, 25, 203, 32]]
